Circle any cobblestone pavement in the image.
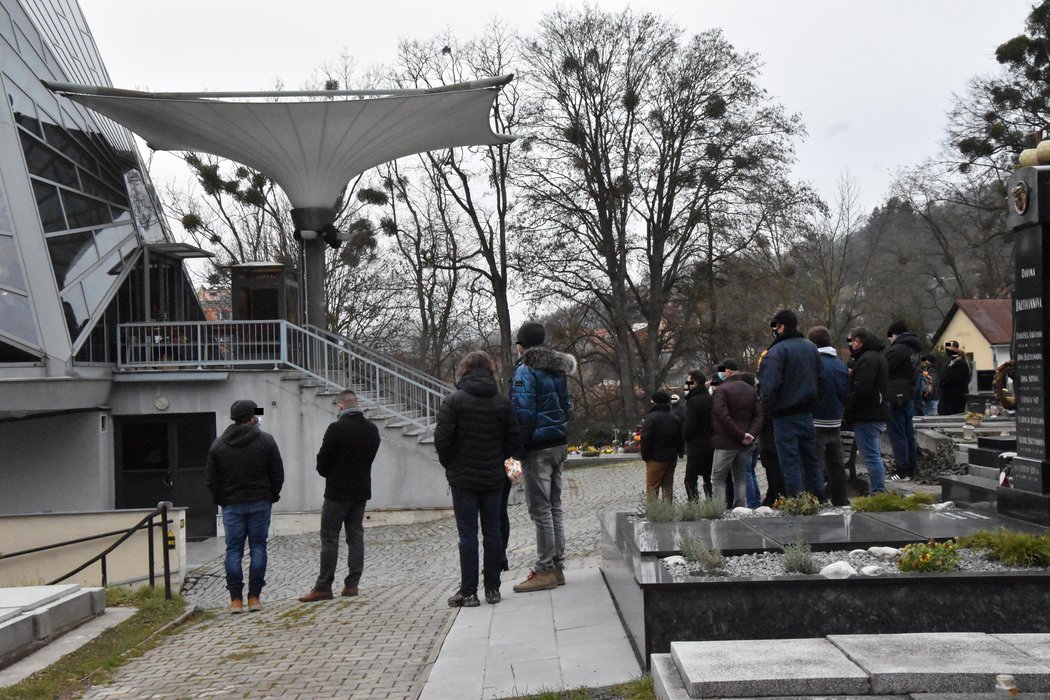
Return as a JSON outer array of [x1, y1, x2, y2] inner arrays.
[[82, 460, 646, 700]]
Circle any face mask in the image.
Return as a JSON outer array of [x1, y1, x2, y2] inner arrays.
[[717, 371, 726, 382], [945, 348, 956, 356], [255, 417, 264, 431]]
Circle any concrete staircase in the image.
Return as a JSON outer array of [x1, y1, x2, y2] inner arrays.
[[0, 585, 105, 672]]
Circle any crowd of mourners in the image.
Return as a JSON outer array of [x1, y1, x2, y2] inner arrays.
[[640, 310, 973, 507]]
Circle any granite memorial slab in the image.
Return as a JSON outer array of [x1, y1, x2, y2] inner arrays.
[[632, 519, 780, 557], [862, 509, 1047, 540], [741, 512, 919, 550]]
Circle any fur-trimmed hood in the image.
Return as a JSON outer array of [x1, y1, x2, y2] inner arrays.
[[521, 345, 577, 376]]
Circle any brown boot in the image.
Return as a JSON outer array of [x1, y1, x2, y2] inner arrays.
[[247, 595, 262, 612], [340, 585, 359, 597], [229, 598, 244, 614], [298, 588, 333, 603], [513, 569, 558, 593], [555, 567, 565, 586]]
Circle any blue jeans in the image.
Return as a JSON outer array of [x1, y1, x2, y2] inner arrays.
[[773, 414, 825, 500], [745, 446, 761, 508], [853, 422, 887, 493], [222, 500, 272, 599], [522, 445, 567, 573], [887, 403, 917, 478], [451, 486, 504, 595]]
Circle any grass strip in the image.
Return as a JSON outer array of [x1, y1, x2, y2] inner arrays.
[[0, 585, 194, 700]]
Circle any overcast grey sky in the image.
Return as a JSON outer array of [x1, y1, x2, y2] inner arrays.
[[80, 0, 1035, 215]]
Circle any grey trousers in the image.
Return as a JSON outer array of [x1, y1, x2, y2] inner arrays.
[[712, 447, 749, 508], [315, 498, 367, 590], [522, 445, 567, 573]]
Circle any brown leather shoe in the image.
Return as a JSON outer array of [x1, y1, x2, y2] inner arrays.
[[298, 588, 333, 603], [229, 598, 244, 614], [555, 567, 565, 586], [247, 595, 262, 612], [340, 585, 359, 597], [513, 569, 558, 593]]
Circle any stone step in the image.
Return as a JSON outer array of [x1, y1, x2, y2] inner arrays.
[[0, 585, 105, 670], [969, 464, 1000, 481], [652, 633, 1050, 699]]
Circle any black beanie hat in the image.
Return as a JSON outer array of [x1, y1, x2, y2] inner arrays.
[[887, 319, 909, 337], [516, 322, 546, 348], [771, 308, 798, 329], [651, 391, 671, 404]]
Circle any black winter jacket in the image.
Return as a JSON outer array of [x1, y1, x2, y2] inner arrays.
[[435, 369, 521, 491], [682, 389, 714, 452], [885, 332, 922, 406], [316, 409, 381, 502], [938, 355, 971, 415], [758, 331, 823, 417], [640, 404, 683, 463], [206, 424, 284, 506], [845, 337, 890, 424]]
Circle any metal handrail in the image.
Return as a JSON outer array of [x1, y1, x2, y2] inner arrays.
[[117, 320, 450, 433], [0, 502, 174, 599]]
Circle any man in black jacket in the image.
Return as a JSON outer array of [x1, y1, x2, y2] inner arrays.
[[885, 320, 922, 481], [844, 327, 890, 494], [682, 370, 714, 501], [938, 340, 971, 415], [298, 389, 381, 603], [641, 391, 684, 502], [206, 399, 284, 613]]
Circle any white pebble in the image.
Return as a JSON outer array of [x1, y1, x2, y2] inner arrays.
[[731, 506, 753, 515], [662, 555, 687, 566], [821, 561, 857, 578], [930, 501, 955, 511], [860, 565, 883, 576], [753, 506, 775, 515], [849, 549, 867, 557], [868, 546, 901, 560]]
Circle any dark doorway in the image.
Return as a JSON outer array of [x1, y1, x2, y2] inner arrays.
[[115, 413, 216, 539]]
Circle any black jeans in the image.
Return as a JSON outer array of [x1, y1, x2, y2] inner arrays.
[[815, 426, 849, 506], [315, 498, 367, 591], [759, 438, 785, 507], [451, 485, 503, 595]]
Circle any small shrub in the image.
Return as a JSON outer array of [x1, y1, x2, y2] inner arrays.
[[898, 538, 959, 572], [644, 498, 676, 523], [957, 528, 1050, 567], [678, 497, 724, 521], [679, 534, 725, 575], [772, 493, 820, 515], [851, 491, 934, 512], [782, 542, 819, 574]]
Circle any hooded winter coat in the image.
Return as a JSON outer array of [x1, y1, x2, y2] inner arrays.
[[316, 409, 381, 502], [845, 336, 890, 424], [206, 424, 284, 506], [640, 404, 683, 463], [682, 389, 714, 453], [885, 331, 922, 406], [938, 354, 971, 415], [434, 369, 521, 491], [510, 345, 577, 453]]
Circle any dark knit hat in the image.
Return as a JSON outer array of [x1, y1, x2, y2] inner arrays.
[[716, 358, 739, 372], [230, 399, 260, 423], [651, 391, 671, 404], [516, 322, 546, 349], [771, 309, 798, 329], [887, 319, 909, 337]]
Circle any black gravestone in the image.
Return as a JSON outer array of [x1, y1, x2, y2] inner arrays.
[[1005, 166, 1050, 493]]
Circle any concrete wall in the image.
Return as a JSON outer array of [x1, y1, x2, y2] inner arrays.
[[0, 507, 186, 589], [109, 370, 452, 515], [0, 410, 112, 514]]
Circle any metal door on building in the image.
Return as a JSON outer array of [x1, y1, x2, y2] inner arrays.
[[114, 413, 216, 540]]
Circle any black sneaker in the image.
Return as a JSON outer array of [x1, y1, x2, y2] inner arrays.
[[485, 589, 501, 604], [447, 591, 480, 608]]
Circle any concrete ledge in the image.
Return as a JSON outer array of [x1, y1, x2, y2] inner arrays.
[[671, 638, 870, 698], [0, 616, 35, 668], [828, 632, 1050, 694], [651, 653, 689, 700]]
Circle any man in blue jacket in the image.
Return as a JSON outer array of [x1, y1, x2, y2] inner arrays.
[[807, 326, 850, 505], [510, 322, 576, 593], [758, 309, 824, 499]]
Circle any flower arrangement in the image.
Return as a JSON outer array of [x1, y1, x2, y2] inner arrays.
[[898, 538, 958, 573], [963, 411, 984, 427], [772, 493, 820, 516]]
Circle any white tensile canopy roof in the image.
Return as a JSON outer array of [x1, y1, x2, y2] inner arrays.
[[46, 77, 515, 209]]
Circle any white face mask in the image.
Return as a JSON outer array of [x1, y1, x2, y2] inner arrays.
[[717, 371, 726, 382], [255, 417, 264, 431]]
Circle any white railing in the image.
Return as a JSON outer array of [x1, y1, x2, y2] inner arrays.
[[117, 321, 450, 433]]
